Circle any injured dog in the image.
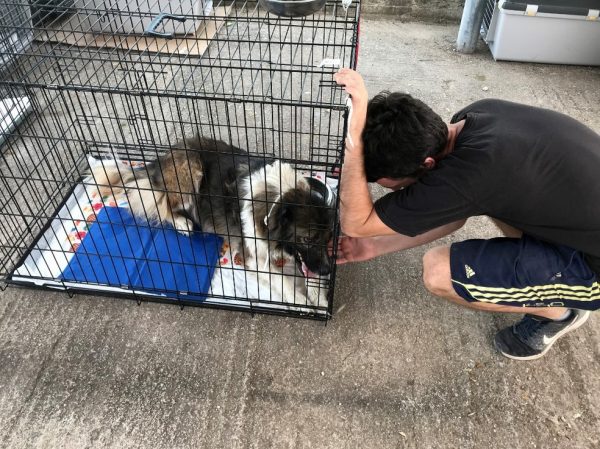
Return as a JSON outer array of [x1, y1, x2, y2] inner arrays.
[[90, 136, 335, 306], [237, 160, 335, 305]]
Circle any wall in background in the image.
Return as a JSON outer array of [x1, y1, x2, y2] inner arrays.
[[360, 0, 464, 22]]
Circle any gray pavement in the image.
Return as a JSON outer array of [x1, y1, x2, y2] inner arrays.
[[1, 18, 600, 449]]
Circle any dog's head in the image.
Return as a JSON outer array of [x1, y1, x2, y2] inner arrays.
[[266, 177, 336, 276]]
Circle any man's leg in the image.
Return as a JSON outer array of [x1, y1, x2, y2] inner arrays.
[[491, 218, 523, 239], [422, 246, 567, 319], [422, 245, 593, 360]]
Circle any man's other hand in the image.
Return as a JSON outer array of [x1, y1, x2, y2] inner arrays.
[[334, 68, 368, 107], [329, 236, 376, 265]]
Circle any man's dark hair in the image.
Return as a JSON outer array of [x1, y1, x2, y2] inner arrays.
[[361, 91, 448, 182]]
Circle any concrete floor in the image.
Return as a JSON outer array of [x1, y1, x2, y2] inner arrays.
[[1, 18, 600, 449]]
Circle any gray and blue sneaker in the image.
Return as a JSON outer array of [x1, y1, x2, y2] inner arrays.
[[494, 309, 590, 360]]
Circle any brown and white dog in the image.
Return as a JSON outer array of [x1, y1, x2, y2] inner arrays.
[[91, 136, 335, 305]]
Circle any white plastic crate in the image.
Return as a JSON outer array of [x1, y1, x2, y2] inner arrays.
[[481, 0, 600, 66]]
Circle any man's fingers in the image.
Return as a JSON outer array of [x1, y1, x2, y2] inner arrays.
[[335, 67, 353, 78], [335, 237, 351, 264], [334, 68, 357, 88], [328, 236, 345, 257], [336, 246, 350, 264]]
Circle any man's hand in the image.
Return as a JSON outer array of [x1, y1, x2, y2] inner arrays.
[[330, 236, 376, 265], [330, 220, 468, 264], [334, 68, 368, 151], [334, 68, 368, 107]]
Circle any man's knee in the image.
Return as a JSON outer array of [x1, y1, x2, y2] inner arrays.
[[490, 218, 523, 238], [422, 246, 454, 297]]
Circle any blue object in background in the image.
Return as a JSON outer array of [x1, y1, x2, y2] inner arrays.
[[61, 207, 223, 301]]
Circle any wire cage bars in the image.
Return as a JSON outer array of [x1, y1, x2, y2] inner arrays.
[[0, 0, 360, 319]]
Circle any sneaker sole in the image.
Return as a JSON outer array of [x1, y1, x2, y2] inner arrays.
[[495, 310, 591, 361]]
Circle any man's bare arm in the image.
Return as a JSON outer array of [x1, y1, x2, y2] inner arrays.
[[336, 220, 467, 264], [334, 68, 396, 238]]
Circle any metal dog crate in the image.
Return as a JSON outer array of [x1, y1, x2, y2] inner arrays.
[[481, 0, 600, 66], [0, 0, 360, 319]]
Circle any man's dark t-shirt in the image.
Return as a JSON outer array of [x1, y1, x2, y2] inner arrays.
[[373, 99, 600, 270]]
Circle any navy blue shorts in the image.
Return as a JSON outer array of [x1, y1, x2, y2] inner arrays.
[[450, 235, 600, 311]]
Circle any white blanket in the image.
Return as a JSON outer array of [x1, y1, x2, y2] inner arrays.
[[13, 156, 335, 315]]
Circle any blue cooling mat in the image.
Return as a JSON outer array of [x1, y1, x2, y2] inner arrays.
[[61, 207, 223, 301]]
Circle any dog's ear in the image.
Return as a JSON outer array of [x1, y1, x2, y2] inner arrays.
[[277, 190, 297, 224], [304, 177, 327, 199], [266, 189, 298, 234], [276, 202, 294, 228]]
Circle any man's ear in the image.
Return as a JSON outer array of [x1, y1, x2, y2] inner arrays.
[[422, 157, 436, 170]]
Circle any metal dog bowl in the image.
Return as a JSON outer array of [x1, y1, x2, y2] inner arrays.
[[259, 0, 327, 17]]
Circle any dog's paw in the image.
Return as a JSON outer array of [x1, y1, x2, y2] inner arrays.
[[227, 238, 243, 256], [173, 216, 194, 236], [233, 252, 244, 266]]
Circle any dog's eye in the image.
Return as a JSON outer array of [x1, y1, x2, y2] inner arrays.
[[301, 236, 315, 244]]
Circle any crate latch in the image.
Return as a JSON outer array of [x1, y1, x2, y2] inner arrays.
[[525, 4, 538, 16]]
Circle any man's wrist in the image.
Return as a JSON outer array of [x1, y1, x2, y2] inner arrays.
[[353, 98, 368, 112], [344, 138, 364, 155], [350, 102, 367, 128]]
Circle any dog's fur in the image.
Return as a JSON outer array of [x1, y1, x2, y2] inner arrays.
[[91, 136, 246, 237], [91, 136, 334, 305], [239, 161, 333, 277]]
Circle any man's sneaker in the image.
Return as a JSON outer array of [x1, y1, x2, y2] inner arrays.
[[494, 309, 590, 360]]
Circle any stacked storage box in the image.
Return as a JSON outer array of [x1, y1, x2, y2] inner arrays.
[[481, 0, 600, 65]]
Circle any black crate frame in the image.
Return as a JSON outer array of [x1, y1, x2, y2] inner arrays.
[[0, 0, 360, 320]]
